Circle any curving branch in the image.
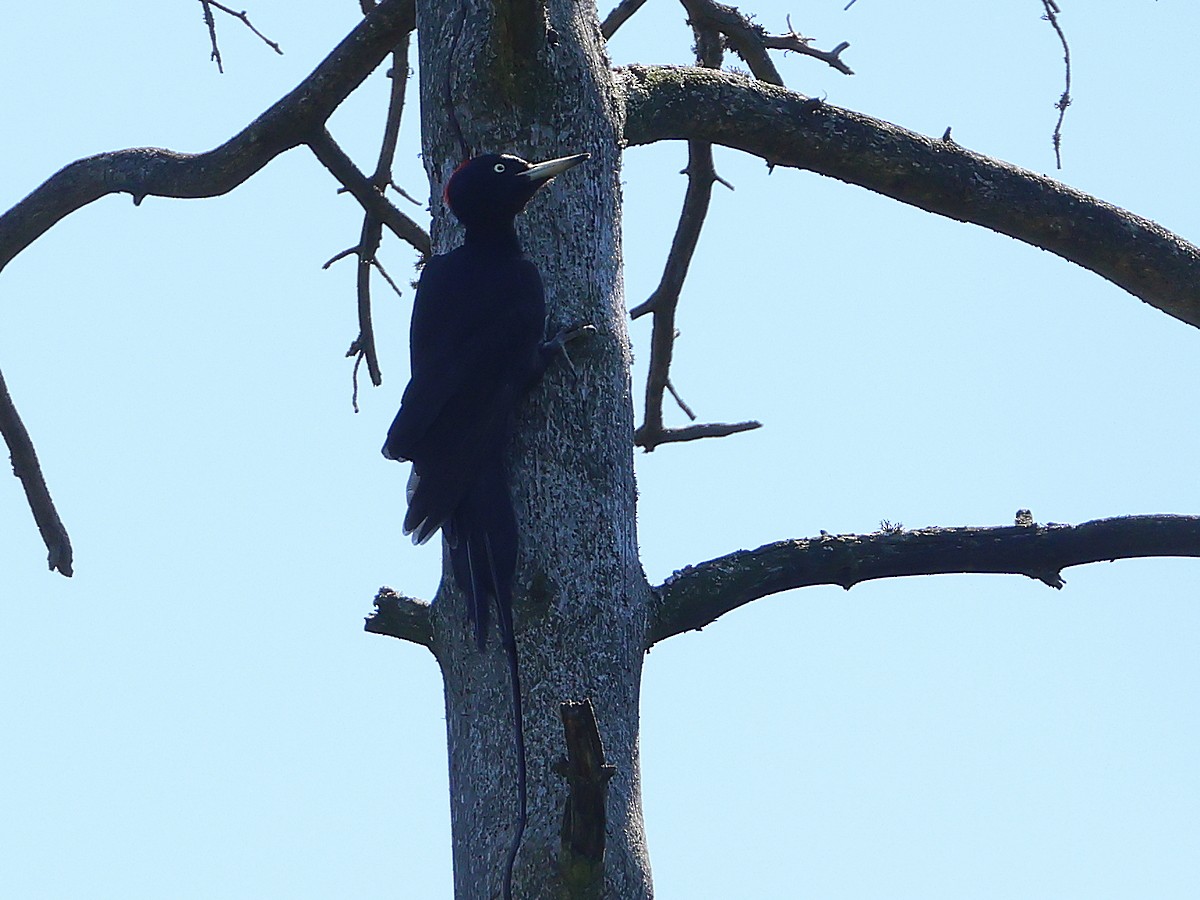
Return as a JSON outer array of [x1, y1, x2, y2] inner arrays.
[[648, 514, 1200, 646], [365, 587, 434, 648], [0, 0, 416, 568], [0, 0, 416, 276], [618, 65, 1200, 330]]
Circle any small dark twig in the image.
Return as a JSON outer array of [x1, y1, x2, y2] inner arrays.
[[664, 378, 697, 421], [760, 16, 853, 75], [0, 365, 72, 576], [600, 0, 650, 39], [314, 33, 422, 408], [1041, 0, 1072, 169], [198, 1, 283, 73], [678, 0, 855, 83], [200, 1, 223, 73]]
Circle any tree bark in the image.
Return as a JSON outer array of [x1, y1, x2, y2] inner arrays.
[[414, 1, 653, 896], [617, 64, 1200, 330]]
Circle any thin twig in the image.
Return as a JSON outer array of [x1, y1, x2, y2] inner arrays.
[[664, 378, 697, 421], [634, 25, 756, 452], [200, 1, 224, 73], [0, 365, 72, 576], [321, 32, 420, 407], [762, 16, 853, 76], [678, 0, 855, 82], [1041, 0, 1071, 169], [199, 0, 283, 73]]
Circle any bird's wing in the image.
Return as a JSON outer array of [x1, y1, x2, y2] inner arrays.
[[386, 255, 546, 542]]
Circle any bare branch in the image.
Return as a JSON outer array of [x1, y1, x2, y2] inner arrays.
[[200, 1, 224, 73], [601, 0, 650, 39], [307, 118, 430, 404], [678, 0, 854, 82], [632, 24, 760, 452], [635, 419, 762, 451], [1040, 0, 1072, 169], [648, 515, 1200, 646], [198, 1, 283, 73], [307, 129, 432, 257], [365, 587, 434, 648], [0, 0, 417, 278], [0, 0, 415, 571], [761, 17, 853, 76], [679, 0, 782, 85], [618, 65, 1200, 330], [0, 366, 72, 576]]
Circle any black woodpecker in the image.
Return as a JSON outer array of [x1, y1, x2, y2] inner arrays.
[[381, 151, 589, 900], [382, 150, 589, 646]]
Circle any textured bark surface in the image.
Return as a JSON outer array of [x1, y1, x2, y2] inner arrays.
[[416, 1, 653, 896], [617, 64, 1200, 330]]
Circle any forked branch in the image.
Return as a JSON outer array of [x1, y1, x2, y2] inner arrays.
[[0, 0, 416, 571], [0, 0, 416, 276], [649, 514, 1200, 645], [632, 24, 761, 451], [199, 1, 283, 73]]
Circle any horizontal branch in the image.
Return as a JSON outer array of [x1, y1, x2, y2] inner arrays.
[[648, 514, 1200, 646], [366, 587, 434, 648], [0, 0, 416, 275], [634, 419, 761, 450], [617, 65, 1200, 330]]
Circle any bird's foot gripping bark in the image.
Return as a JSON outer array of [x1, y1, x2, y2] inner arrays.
[[541, 323, 597, 375]]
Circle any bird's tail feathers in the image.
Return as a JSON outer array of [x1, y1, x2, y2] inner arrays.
[[447, 471, 517, 651]]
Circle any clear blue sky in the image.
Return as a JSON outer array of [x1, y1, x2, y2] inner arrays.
[[3, 2, 1198, 898]]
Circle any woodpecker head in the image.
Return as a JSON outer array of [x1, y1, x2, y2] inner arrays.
[[443, 152, 589, 232]]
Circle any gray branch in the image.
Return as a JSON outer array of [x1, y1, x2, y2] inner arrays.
[[617, 65, 1200, 330], [648, 515, 1200, 646], [0, 0, 416, 275], [0, 365, 72, 576], [365, 587, 434, 649]]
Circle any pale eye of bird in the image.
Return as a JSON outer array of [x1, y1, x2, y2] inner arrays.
[[493, 163, 506, 173]]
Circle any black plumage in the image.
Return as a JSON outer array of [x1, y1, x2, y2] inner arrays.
[[382, 151, 589, 647]]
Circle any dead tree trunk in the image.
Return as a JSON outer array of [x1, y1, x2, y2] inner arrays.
[[414, 0, 654, 896]]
